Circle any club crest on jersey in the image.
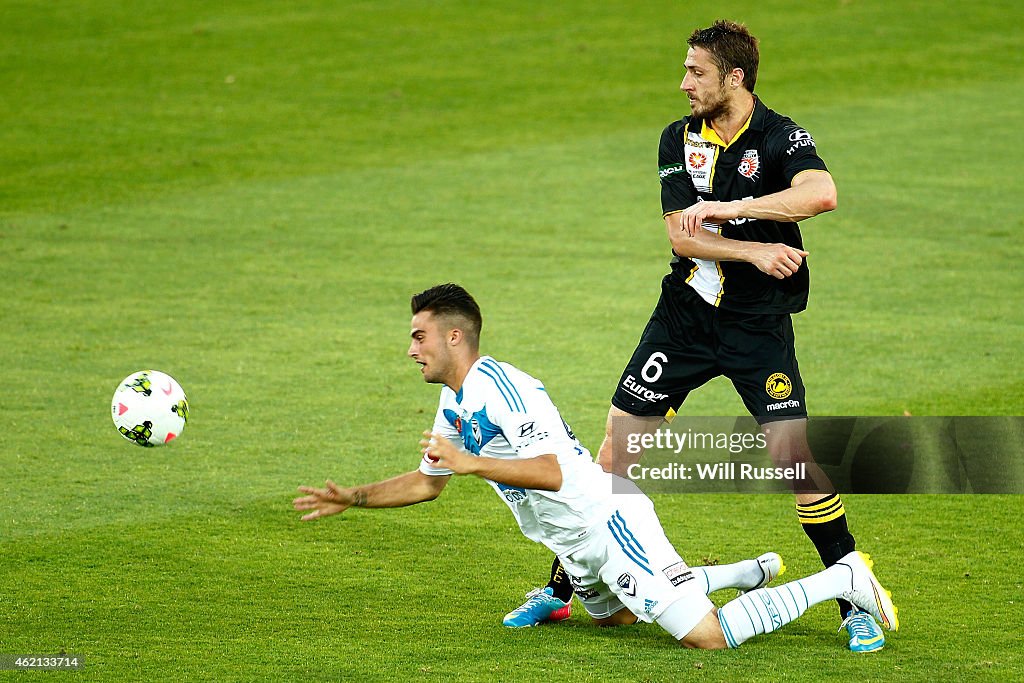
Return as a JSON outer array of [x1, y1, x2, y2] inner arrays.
[[616, 572, 637, 597], [738, 149, 760, 180], [470, 417, 483, 445]]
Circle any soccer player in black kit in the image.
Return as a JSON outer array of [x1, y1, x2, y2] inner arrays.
[[505, 19, 889, 653]]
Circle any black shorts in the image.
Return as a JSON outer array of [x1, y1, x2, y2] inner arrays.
[[611, 275, 807, 423]]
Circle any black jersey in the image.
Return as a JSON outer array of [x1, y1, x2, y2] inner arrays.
[[659, 97, 828, 314]]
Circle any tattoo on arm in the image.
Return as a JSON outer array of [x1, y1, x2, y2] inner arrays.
[[352, 490, 368, 507]]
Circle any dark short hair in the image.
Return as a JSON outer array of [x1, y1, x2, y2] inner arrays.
[[411, 283, 482, 345], [688, 19, 759, 92]]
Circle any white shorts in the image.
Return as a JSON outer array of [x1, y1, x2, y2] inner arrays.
[[558, 495, 714, 640]]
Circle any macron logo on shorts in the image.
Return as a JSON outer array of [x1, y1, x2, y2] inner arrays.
[[765, 399, 801, 412]]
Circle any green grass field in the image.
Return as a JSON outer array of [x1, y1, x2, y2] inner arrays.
[[2, 1, 1023, 680]]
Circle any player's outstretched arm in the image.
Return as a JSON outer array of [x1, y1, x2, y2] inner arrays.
[[421, 432, 563, 491], [293, 470, 450, 521]]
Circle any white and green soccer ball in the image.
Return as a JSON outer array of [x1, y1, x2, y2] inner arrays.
[[111, 370, 189, 447]]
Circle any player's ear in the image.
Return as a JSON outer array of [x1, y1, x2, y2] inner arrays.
[[447, 327, 463, 347]]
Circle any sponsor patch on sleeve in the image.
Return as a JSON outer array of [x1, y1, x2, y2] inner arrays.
[[659, 163, 686, 179]]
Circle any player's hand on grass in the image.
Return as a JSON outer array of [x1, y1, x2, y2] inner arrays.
[[680, 200, 740, 236], [749, 243, 809, 279], [293, 480, 353, 521], [420, 431, 477, 475]]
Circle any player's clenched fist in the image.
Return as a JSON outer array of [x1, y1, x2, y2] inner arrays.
[[420, 431, 477, 474], [749, 243, 809, 279]]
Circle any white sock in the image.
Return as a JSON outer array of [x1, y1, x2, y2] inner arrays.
[[717, 565, 849, 647], [692, 559, 768, 594]]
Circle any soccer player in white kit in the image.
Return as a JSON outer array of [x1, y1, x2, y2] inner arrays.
[[293, 284, 898, 648]]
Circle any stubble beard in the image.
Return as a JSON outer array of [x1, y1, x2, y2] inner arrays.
[[690, 84, 731, 121]]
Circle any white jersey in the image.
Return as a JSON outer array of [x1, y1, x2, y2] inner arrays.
[[419, 356, 615, 555]]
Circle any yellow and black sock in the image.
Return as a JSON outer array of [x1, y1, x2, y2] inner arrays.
[[545, 556, 574, 603], [797, 493, 856, 617]]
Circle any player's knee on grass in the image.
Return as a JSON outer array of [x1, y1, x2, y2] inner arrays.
[[591, 607, 639, 627], [677, 609, 728, 649], [656, 602, 728, 650]]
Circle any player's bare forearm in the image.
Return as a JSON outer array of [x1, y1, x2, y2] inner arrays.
[[421, 431, 563, 491], [666, 214, 811, 280], [345, 470, 449, 508], [674, 171, 836, 239], [733, 170, 837, 223], [466, 454, 563, 491], [293, 470, 448, 521], [666, 217, 755, 262]]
